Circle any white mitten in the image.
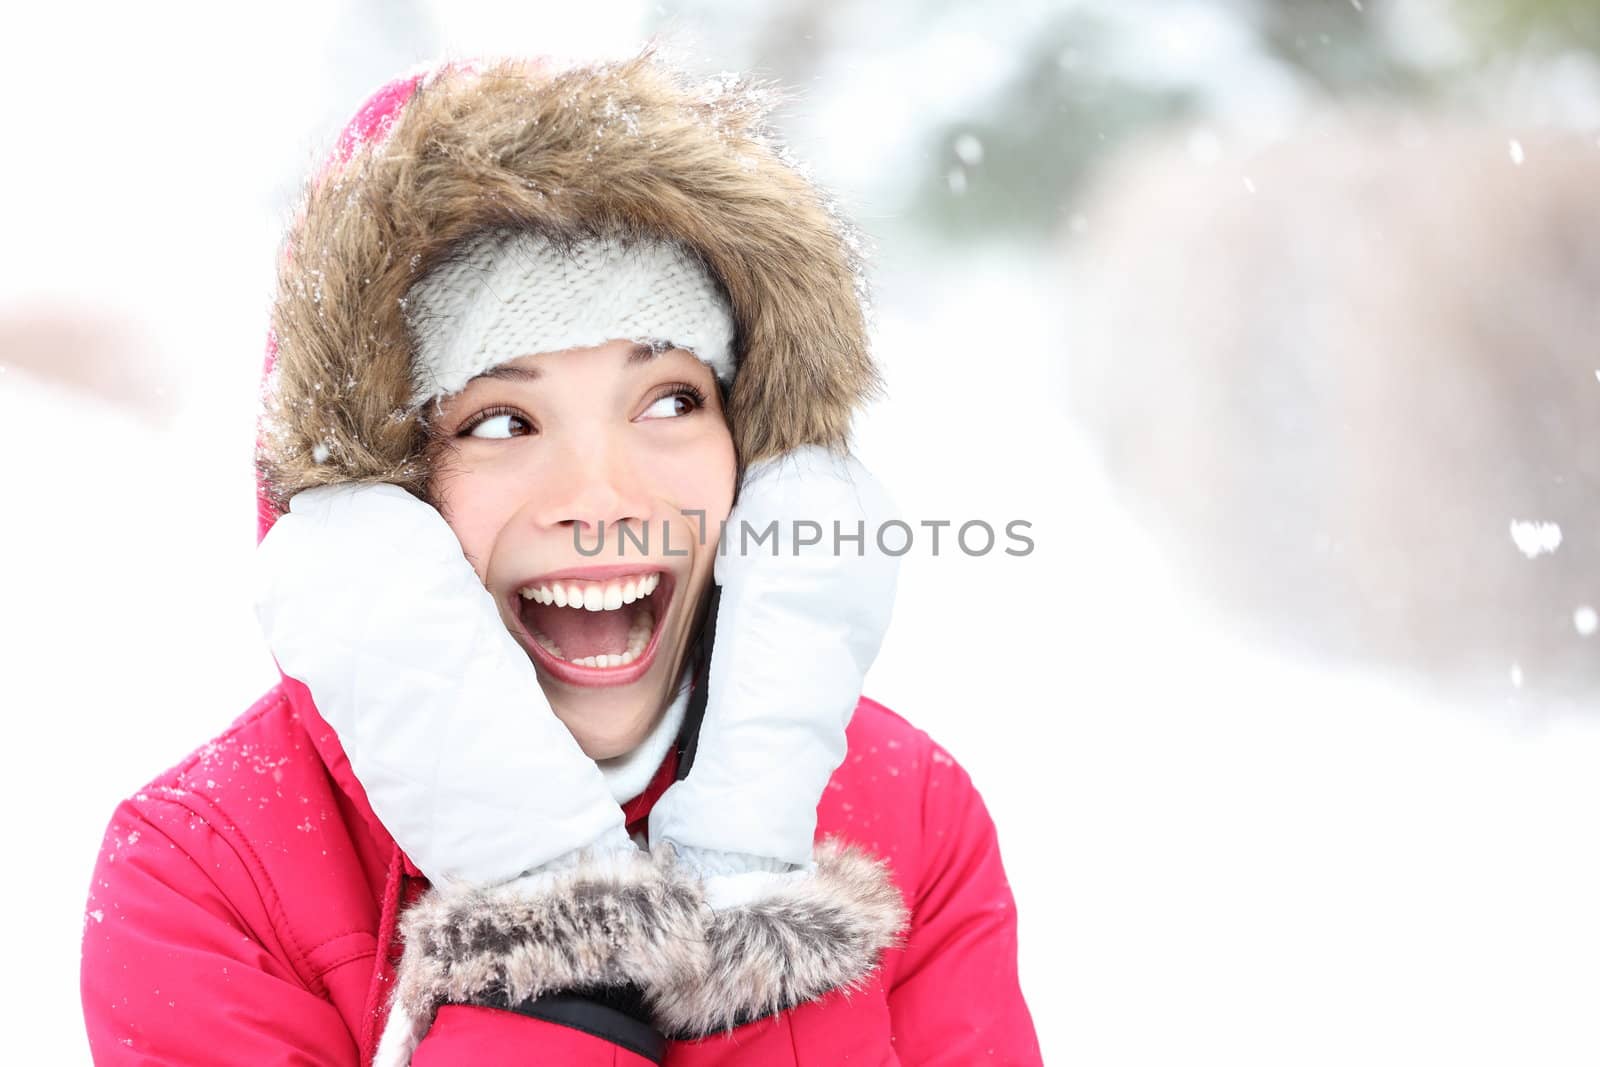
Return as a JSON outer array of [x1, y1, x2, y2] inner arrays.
[[648, 445, 901, 886], [253, 481, 633, 888]]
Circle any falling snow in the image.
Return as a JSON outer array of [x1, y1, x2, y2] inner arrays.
[[25, 14, 1600, 1067], [1509, 519, 1562, 558], [953, 133, 985, 166]]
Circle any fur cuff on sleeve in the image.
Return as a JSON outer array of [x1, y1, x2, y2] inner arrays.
[[388, 847, 703, 1036], [652, 837, 910, 1037], [378, 836, 908, 1062]]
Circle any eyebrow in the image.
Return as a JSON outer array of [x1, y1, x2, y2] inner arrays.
[[469, 342, 663, 384]]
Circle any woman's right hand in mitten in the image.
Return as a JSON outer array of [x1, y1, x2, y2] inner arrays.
[[255, 483, 695, 1064], [253, 481, 634, 886]]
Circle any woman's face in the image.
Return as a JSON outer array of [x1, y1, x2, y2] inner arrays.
[[427, 339, 736, 759]]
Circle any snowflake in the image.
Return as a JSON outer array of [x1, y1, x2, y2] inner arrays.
[[1509, 519, 1562, 558]]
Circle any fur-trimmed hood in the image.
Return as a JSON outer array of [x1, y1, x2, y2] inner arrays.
[[256, 49, 881, 514]]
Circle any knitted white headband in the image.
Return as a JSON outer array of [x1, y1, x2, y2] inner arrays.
[[403, 229, 736, 407]]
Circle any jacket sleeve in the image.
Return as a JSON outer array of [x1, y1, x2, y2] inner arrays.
[[380, 846, 691, 1064], [80, 796, 359, 1064], [81, 795, 668, 1066], [412, 1004, 661, 1065], [887, 742, 1045, 1065]]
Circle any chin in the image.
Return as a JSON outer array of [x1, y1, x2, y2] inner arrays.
[[550, 699, 655, 760]]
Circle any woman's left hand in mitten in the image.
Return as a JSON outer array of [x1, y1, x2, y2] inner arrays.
[[646, 445, 911, 1033]]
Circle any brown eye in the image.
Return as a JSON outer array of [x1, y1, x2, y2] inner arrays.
[[642, 395, 689, 419], [463, 411, 531, 439], [639, 385, 708, 421]]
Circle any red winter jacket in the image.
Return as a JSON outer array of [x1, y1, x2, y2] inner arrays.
[[81, 678, 1041, 1064]]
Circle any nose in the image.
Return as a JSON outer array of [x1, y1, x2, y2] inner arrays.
[[524, 436, 651, 549]]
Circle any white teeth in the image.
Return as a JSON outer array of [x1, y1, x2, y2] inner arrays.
[[571, 652, 637, 668], [529, 629, 564, 658], [519, 572, 663, 612], [517, 574, 662, 669]]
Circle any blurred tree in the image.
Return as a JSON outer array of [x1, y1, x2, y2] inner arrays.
[[1451, 0, 1600, 54], [911, 12, 1196, 240], [1246, 0, 1434, 96], [650, 0, 1600, 246]]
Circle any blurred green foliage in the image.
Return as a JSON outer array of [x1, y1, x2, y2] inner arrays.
[[1252, 0, 1434, 95], [1453, 0, 1600, 53], [913, 0, 1597, 242], [911, 14, 1196, 240], [654, 0, 1600, 246]]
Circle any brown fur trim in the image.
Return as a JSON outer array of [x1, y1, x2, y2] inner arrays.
[[258, 49, 880, 512], [652, 836, 910, 1038], [388, 837, 908, 1045], [390, 847, 703, 1029]]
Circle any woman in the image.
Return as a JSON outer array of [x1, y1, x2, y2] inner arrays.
[[80, 52, 1042, 1065]]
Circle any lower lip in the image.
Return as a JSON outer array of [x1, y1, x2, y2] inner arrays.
[[509, 575, 674, 688]]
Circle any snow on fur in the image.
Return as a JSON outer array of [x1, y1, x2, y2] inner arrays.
[[389, 846, 703, 1028], [259, 49, 880, 512], [380, 836, 907, 1058], [652, 836, 910, 1037]]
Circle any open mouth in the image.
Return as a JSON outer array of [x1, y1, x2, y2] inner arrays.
[[509, 568, 675, 687]]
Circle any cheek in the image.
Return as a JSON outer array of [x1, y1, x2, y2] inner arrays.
[[431, 465, 518, 579], [647, 430, 737, 524]]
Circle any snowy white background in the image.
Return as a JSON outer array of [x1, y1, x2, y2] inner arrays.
[[4, 1, 1600, 1063]]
